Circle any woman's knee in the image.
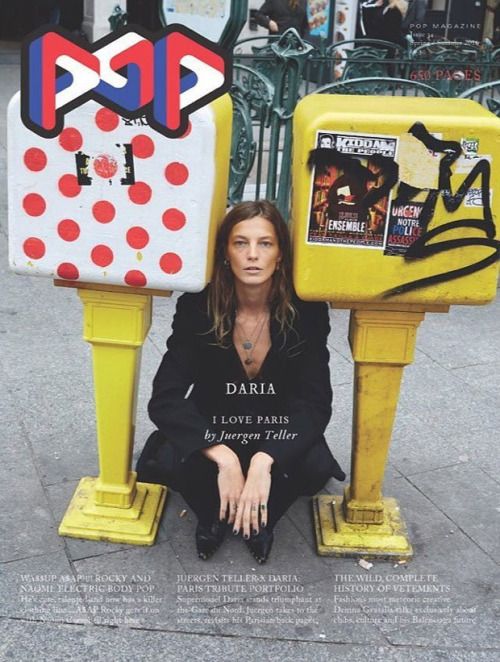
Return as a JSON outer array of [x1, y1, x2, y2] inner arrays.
[[135, 430, 185, 491]]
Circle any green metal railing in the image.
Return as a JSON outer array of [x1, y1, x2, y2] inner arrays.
[[230, 29, 500, 217], [109, 15, 499, 217]]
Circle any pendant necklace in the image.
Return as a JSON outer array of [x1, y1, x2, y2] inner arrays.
[[235, 311, 269, 365]]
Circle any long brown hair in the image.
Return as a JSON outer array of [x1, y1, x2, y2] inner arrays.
[[208, 200, 296, 346]]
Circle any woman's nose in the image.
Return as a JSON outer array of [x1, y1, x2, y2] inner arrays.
[[247, 243, 259, 259]]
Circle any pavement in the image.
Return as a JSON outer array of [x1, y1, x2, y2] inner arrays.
[[1, 47, 499, 662]]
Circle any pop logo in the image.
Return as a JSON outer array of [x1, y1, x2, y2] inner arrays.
[[21, 25, 231, 139]]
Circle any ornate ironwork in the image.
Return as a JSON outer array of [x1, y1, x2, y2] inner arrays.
[[228, 89, 256, 205], [228, 35, 498, 213], [315, 77, 442, 98], [460, 81, 500, 118], [410, 41, 490, 96]]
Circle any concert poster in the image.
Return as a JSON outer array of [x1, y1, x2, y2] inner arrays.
[[307, 130, 398, 248]]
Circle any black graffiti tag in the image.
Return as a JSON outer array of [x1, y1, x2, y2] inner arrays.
[[383, 122, 500, 297]]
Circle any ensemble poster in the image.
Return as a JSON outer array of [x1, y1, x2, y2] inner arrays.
[[307, 131, 398, 248]]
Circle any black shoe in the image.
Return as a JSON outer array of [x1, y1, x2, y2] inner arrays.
[[245, 528, 274, 564], [196, 520, 227, 560]]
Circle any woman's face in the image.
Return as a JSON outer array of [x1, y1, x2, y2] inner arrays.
[[226, 216, 281, 288]]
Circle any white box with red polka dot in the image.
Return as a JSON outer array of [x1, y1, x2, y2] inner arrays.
[[7, 93, 232, 291]]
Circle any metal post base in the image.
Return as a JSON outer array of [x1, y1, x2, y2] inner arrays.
[[313, 494, 413, 560], [59, 476, 167, 546]]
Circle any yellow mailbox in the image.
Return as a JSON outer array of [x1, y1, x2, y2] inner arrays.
[[292, 95, 500, 559]]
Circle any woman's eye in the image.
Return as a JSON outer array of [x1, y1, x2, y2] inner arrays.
[[234, 240, 246, 247], [260, 241, 272, 247]]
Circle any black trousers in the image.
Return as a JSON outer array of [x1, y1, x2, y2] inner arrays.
[[136, 431, 343, 530]]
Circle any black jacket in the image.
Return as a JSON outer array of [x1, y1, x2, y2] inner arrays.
[[255, 0, 309, 37], [360, 2, 407, 47], [147, 287, 344, 483]]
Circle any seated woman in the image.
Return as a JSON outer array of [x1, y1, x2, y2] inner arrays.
[[136, 200, 345, 563]]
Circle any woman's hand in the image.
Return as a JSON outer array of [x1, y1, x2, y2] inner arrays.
[[268, 19, 279, 33], [201, 445, 245, 523], [234, 452, 273, 538]]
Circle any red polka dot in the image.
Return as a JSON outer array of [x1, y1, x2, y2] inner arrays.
[[57, 262, 79, 280], [162, 208, 186, 231], [22, 193, 46, 216], [23, 237, 45, 259], [165, 162, 189, 186], [95, 108, 119, 131], [159, 252, 182, 274], [131, 135, 155, 158], [58, 174, 81, 198], [126, 226, 149, 249], [91, 244, 114, 267], [57, 219, 80, 241], [92, 201, 116, 223], [124, 270, 147, 287], [58, 127, 83, 152], [180, 121, 192, 138], [24, 148, 47, 171], [93, 154, 118, 179], [128, 181, 152, 204]]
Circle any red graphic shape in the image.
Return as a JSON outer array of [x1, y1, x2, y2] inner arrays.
[[57, 219, 80, 241], [161, 31, 226, 134], [128, 181, 152, 204], [131, 134, 155, 158], [126, 226, 150, 249], [125, 270, 147, 287], [160, 252, 182, 274], [180, 121, 192, 139], [34, 32, 98, 133], [162, 208, 186, 231], [58, 174, 81, 198], [91, 244, 114, 267], [58, 128, 83, 152], [22, 193, 46, 216], [165, 162, 189, 186], [24, 148, 47, 172], [92, 201, 116, 223], [23, 237, 46, 259], [93, 154, 118, 179], [57, 262, 79, 280], [95, 108, 120, 131]]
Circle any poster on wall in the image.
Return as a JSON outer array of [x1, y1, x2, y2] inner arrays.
[[333, 0, 358, 43], [307, 0, 333, 38], [161, 0, 231, 42], [307, 130, 398, 248], [384, 200, 426, 255]]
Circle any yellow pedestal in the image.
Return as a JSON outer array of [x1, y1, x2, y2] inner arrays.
[[314, 306, 435, 559], [313, 494, 412, 559], [59, 289, 167, 545], [59, 476, 166, 545]]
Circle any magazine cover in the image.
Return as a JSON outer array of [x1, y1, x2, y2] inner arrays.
[[1, 2, 499, 660]]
